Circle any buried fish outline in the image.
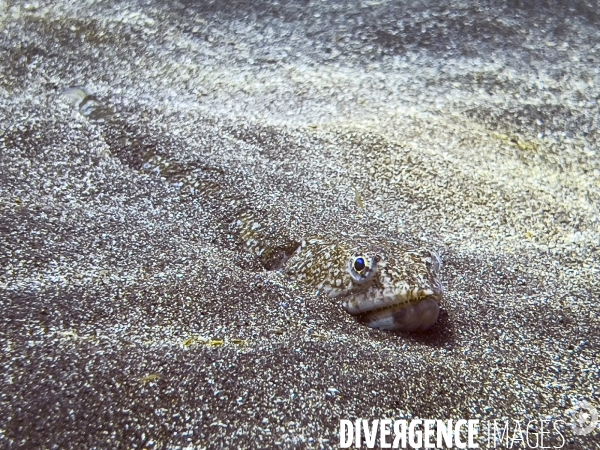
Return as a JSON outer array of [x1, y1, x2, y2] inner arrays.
[[64, 86, 444, 332], [237, 213, 443, 332]]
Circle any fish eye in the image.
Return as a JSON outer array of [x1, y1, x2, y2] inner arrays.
[[353, 257, 366, 273], [349, 255, 376, 283]]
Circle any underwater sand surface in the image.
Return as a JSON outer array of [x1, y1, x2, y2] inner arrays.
[[1, 0, 599, 448]]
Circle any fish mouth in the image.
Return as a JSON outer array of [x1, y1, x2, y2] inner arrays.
[[342, 290, 442, 332]]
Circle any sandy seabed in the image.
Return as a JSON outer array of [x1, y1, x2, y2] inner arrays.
[[1, 1, 599, 448]]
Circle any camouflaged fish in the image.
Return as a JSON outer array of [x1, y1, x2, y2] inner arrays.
[[64, 87, 443, 332], [237, 213, 443, 332]]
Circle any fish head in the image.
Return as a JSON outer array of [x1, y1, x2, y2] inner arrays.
[[286, 237, 443, 332]]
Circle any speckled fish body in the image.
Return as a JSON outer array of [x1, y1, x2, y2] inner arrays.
[[236, 215, 443, 332], [66, 87, 443, 332]]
